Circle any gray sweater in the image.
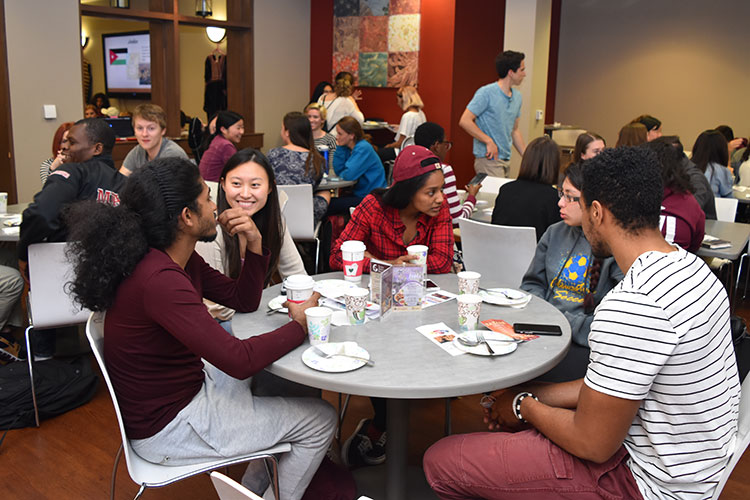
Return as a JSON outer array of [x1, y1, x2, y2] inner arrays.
[[520, 222, 623, 346], [121, 138, 189, 173]]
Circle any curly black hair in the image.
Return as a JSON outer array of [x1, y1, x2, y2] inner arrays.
[[64, 157, 203, 311], [581, 147, 663, 232]]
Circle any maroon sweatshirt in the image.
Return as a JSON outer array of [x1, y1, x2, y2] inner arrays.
[[104, 247, 305, 439]]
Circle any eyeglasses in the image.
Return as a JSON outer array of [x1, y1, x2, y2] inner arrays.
[[440, 141, 453, 150], [557, 189, 580, 204]]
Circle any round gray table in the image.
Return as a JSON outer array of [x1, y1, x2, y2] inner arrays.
[[232, 272, 571, 500]]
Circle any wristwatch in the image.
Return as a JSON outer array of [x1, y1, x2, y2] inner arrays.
[[512, 392, 539, 423]]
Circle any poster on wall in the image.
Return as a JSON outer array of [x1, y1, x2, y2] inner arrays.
[[333, 0, 420, 88]]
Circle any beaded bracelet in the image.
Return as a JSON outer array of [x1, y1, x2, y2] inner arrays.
[[512, 392, 538, 423]]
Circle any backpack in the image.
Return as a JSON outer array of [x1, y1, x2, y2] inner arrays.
[[0, 356, 99, 432]]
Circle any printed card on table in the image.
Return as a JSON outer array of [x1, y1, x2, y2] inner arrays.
[[421, 290, 457, 308], [481, 319, 539, 341], [391, 264, 423, 311], [370, 259, 393, 320], [416, 322, 465, 356]]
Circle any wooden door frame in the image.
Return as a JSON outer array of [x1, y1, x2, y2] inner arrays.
[[0, 0, 18, 203]]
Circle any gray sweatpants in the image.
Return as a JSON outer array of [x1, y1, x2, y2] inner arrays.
[[131, 363, 336, 500]]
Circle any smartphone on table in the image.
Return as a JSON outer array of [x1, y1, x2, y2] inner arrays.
[[467, 172, 487, 186], [513, 323, 563, 336]]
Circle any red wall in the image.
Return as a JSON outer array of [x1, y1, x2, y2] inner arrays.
[[309, 0, 506, 186]]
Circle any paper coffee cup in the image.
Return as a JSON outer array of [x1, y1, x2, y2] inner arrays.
[[341, 240, 367, 282], [0, 192, 7, 214], [305, 306, 333, 345], [457, 293, 482, 331], [285, 275, 315, 317], [345, 287, 369, 325], [407, 244, 428, 273], [457, 271, 481, 295]]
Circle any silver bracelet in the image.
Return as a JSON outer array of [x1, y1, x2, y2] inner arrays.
[[512, 392, 538, 423]]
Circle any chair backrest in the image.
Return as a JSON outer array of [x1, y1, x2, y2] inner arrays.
[[715, 197, 738, 222], [277, 184, 315, 240], [458, 218, 537, 287], [210, 471, 263, 500], [27, 242, 90, 329], [710, 373, 750, 499], [206, 180, 219, 203], [478, 176, 514, 196], [401, 135, 415, 149]]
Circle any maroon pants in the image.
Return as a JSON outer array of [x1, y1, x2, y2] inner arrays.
[[423, 429, 644, 500]]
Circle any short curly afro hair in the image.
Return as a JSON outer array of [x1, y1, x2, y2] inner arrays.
[[581, 147, 663, 232]]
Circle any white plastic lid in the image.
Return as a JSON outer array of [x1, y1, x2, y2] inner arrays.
[[285, 274, 315, 290], [341, 240, 366, 252]]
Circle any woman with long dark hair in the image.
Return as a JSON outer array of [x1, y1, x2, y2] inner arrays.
[[572, 131, 605, 164], [199, 110, 244, 181], [267, 112, 329, 222], [195, 148, 305, 326], [644, 141, 705, 251], [615, 122, 647, 147], [491, 135, 562, 240], [692, 129, 732, 198], [330, 145, 453, 468], [64, 158, 335, 500]]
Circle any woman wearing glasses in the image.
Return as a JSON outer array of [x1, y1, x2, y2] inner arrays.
[[490, 135, 561, 240], [520, 163, 623, 350]]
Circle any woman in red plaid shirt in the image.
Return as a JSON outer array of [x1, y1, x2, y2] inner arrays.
[[330, 145, 454, 467], [330, 145, 453, 275]]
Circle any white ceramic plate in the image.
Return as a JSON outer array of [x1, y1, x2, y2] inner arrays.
[[479, 288, 530, 307], [314, 279, 361, 300], [475, 200, 489, 207], [301, 342, 371, 372], [267, 295, 288, 313], [452, 331, 518, 357]]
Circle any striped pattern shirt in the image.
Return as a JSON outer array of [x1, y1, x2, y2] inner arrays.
[[440, 163, 475, 225], [585, 248, 740, 500]]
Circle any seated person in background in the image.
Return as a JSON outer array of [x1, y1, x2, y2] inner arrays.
[[630, 114, 662, 141], [199, 110, 244, 182], [736, 146, 750, 186], [414, 122, 480, 224], [521, 163, 623, 350], [716, 125, 746, 165], [571, 131, 605, 164], [654, 135, 717, 220], [119, 104, 188, 176], [20, 118, 126, 360], [491, 135, 562, 241], [424, 147, 740, 500], [83, 104, 97, 119], [64, 158, 335, 500], [692, 129, 733, 198], [644, 141, 706, 252], [196, 148, 306, 332], [40, 121, 74, 184], [317, 77, 364, 136], [615, 122, 647, 147], [327, 116, 387, 215], [331, 145, 452, 468], [309, 81, 332, 105], [377, 86, 427, 163], [0, 262, 26, 363], [267, 112, 329, 222], [304, 103, 337, 171], [90, 92, 109, 116]]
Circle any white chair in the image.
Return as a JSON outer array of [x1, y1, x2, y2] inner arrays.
[[458, 219, 537, 287], [715, 197, 738, 222], [24, 242, 91, 426], [210, 471, 263, 500], [709, 373, 750, 499], [277, 184, 322, 272], [478, 175, 514, 196], [85, 312, 291, 500]]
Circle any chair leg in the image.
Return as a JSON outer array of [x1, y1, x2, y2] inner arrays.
[[314, 237, 320, 275], [24, 325, 40, 427], [263, 455, 281, 500], [111, 443, 123, 500], [132, 485, 146, 500]]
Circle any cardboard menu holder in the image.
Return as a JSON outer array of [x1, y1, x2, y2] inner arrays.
[[391, 264, 424, 311], [370, 259, 393, 320]]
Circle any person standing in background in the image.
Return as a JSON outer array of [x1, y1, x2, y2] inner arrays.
[[459, 50, 526, 178]]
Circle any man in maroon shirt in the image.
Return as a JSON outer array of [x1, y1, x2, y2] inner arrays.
[[65, 158, 336, 500]]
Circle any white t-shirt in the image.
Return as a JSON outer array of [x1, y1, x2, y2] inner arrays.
[[394, 109, 426, 140], [585, 248, 740, 500], [317, 95, 364, 136]]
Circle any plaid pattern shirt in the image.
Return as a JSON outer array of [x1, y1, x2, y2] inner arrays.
[[330, 194, 454, 274]]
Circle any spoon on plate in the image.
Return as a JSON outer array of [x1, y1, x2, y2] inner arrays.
[[456, 336, 524, 348], [311, 346, 375, 366]]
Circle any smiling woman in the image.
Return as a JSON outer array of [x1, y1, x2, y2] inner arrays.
[[194, 148, 306, 326]]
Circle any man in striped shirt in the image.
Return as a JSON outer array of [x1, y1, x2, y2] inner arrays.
[[424, 147, 740, 500]]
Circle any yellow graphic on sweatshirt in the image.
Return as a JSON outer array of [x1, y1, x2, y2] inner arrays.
[[550, 253, 589, 303]]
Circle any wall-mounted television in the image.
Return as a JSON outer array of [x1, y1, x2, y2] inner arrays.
[[102, 30, 151, 98]]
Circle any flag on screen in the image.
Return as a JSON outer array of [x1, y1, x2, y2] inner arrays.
[[109, 48, 127, 65]]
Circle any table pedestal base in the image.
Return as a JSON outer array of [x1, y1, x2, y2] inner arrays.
[[353, 464, 437, 500]]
